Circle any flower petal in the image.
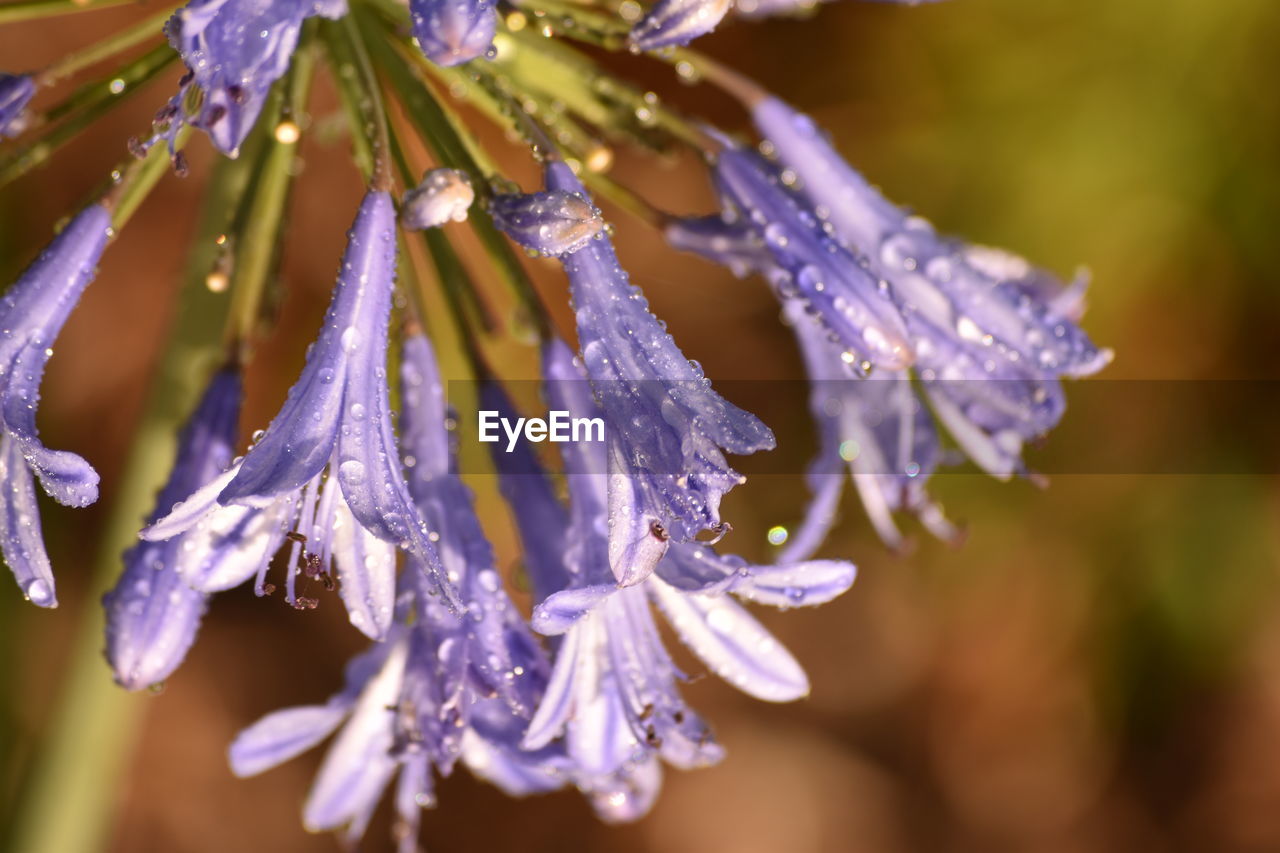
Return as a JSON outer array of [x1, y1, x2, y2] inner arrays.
[[331, 485, 398, 640], [303, 637, 408, 830], [229, 703, 351, 778], [532, 584, 616, 635], [648, 579, 809, 702], [731, 559, 856, 609], [0, 434, 56, 607]]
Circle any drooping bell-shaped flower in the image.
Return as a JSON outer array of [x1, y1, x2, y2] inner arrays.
[[629, 0, 732, 51], [490, 188, 605, 258], [102, 368, 241, 690], [545, 161, 775, 587], [400, 168, 475, 230], [229, 331, 569, 848], [162, 0, 346, 156], [519, 338, 855, 821], [410, 0, 496, 67], [141, 189, 459, 634], [0, 203, 111, 607], [672, 87, 1108, 552], [397, 332, 549, 725], [0, 73, 36, 139], [230, 561, 565, 848]]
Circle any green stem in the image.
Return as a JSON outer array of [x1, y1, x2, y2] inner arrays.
[[46, 41, 177, 124], [223, 35, 317, 357], [6, 148, 259, 853], [360, 9, 545, 340], [320, 15, 393, 189], [508, 0, 630, 47], [38, 5, 176, 85], [0, 44, 178, 190], [0, 0, 132, 25]]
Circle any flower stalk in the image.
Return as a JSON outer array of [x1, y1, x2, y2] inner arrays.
[[222, 33, 317, 358], [37, 5, 177, 86]]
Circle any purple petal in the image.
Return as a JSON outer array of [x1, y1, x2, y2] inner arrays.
[[629, 0, 732, 50], [751, 95, 1109, 378], [606, 439, 669, 587], [0, 204, 111, 508], [410, 0, 496, 67], [331, 486, 398, 640], [104, 369, 241, 689], [731, 559, 856, 608], [303, 637, 407, 831], [0, 434, 56, 607], [229, 703, 350, 778], [490, 189, 604, 258], [522, 619, 585, 750], [532, 584, 616, 635], [329, 192, 457, 607], [712, 146, 913, 371], [648, 580, 809, 701], [218, 193, 389, 506]]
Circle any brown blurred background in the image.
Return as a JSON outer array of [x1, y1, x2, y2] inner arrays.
[[2, 0, 1280, 851]]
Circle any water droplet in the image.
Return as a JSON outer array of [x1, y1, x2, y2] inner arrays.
[[22, 577, 53, 606], [338, 459, 366, 486]]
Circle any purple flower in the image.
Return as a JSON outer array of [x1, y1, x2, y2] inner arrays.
[[400, 168, 475, 230], [398, 332, 548, 720], [229, 336, 567, 848], [545, 161, 775, 587], [141, 189, 459, 633], [750, 97, 1109, 477], [520, 339, 855, 820], [670, 92, 1108, 551], [629, 0, 732, 51], [0, 72, 36, 139], [489, 188, 605, 258], [229, 611, 564, 850], [410, 0, 496, 68], [102, 368, 241, 690], [162, 0, 346, 156], [0, 204, 111, 607]]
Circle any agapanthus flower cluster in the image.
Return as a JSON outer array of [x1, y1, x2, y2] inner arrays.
[[0, 0, 1107, 844]]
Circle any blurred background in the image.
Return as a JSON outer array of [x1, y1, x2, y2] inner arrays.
[[2, 0, 1280, 850]]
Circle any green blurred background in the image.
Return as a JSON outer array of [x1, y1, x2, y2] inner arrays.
[[2, 0, 1279, 850]]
